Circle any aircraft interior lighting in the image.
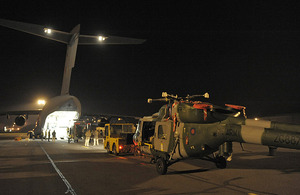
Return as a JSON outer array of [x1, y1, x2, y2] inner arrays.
[[43, 111, 79, 139]]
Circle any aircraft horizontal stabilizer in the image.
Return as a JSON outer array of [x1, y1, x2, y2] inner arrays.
[[0, 18, 71, 44], [79, 35, 145, 45], [0, 18, 146, 45]]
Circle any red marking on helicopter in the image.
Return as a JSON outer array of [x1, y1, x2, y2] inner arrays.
[[190, 128, 195, 135], [225, 104, 246, 110], [193, 103, 212, 121]]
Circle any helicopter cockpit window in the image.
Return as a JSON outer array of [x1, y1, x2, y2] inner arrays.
[[157, 104, 172, 120], [158, 125, 166, 139], [142, 121, 155, 142]]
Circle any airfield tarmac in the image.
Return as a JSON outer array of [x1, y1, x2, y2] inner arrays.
[[0, 138, 299, 195]]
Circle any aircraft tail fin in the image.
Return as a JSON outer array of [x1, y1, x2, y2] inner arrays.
[[61, 24, 80, 95]]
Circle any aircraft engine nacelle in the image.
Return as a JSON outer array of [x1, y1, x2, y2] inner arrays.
[[15, 115, 26, 126]]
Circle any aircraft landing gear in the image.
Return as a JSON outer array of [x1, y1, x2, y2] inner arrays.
[[156, 158, 168, 175]]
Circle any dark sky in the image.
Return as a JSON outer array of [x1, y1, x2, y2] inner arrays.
[[0, 1, 300, 117]]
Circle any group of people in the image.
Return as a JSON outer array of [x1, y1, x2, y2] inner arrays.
[[84, 129, 100, 147], [41, 130, 56, 142], [34, 127, 101, 146]]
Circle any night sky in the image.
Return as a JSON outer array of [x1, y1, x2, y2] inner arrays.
[[0, 1, 300, 118]]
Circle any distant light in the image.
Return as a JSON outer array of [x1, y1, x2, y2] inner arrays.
[[37, 99, 46, 105], [98, 36, 106, 41], [254, 117, 259, 121], [44, 28, 52, 34]]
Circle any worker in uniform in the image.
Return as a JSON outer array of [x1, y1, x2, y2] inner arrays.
[[74, 128, 78, 142], [52, 130, 56, 142], [41, 130, 44, 141], [93, 130, 99, 146], [48, 130, 51, 142], [27, 131, 31, 141], [85, 129, 91, 146], [45, 130, 47, 141]]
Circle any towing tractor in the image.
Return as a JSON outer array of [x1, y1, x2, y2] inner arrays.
[[104, 123, 136, 155]]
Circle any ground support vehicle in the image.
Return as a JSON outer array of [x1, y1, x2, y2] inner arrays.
[[104, 123, 136, 155]]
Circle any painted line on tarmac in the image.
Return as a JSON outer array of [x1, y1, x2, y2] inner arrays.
[[39, 143, 77, 195]]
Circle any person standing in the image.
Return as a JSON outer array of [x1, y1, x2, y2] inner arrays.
[[45, 130, 48, 141], [93, 130, 99, 146], [27, 131, 30, 141], [48, 130, 51, 142], [52, 130, 56, 142], [85, 129, 91, 146], [41, 130, 44, 141]]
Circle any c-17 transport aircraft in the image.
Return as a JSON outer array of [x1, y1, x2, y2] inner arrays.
[[0, 18, 145, 139]]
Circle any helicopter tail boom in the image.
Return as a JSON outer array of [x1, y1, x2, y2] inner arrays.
[[226, 122, 300, 150]]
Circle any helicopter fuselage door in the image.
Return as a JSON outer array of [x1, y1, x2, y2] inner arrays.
[[154, 121, 172, 152]]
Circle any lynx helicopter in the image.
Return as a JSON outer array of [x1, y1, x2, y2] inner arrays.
[[133, 92, 300, 175]]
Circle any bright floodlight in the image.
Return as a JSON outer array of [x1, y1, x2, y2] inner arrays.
[[37, 99, 46, 105], [44, 28, 52, 34], [98, 36, 106, 41]]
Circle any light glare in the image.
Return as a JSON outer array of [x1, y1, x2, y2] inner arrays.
[[98, 36, 106, 41], [44, 28, 52, 34], [37, 99, 46, 105]]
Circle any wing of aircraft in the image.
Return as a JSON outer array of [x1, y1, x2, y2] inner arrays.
[[0, 110, 41, 126]]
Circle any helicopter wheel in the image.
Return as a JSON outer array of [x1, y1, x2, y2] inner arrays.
[[156, 158, 168, 175], [215, 156, 227, 169]]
